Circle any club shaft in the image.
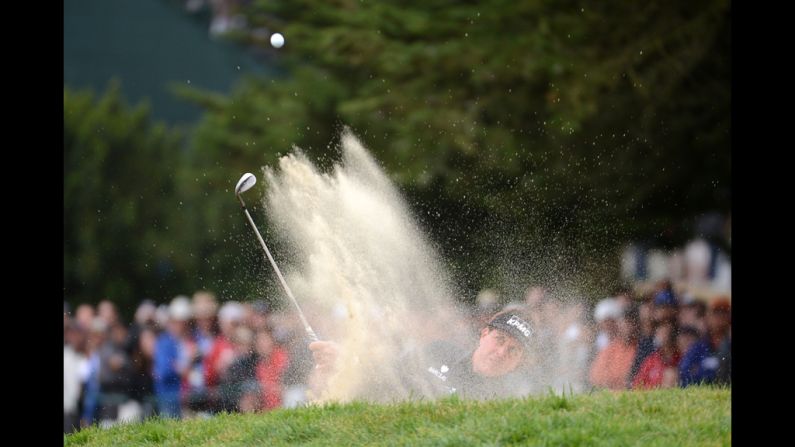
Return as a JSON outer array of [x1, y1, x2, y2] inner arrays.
[[240, 205, 319, 342]]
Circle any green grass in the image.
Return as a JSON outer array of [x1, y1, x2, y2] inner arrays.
[[65, 386, 730, 446]]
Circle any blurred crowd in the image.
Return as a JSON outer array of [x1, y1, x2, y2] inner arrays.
[[64, 292, 314, 432], [64, 280, 730, 433]]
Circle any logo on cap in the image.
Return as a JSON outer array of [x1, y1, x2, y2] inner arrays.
[[505, 315, 532, 338]]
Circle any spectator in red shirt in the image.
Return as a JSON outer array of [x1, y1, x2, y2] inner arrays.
[[632, 320, 681, 389], [255, 329, 289, 410]]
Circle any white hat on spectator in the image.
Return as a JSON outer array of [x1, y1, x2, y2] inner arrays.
[[594, 298, 622, 323], [169, 295, 193, 321], [218, 301, 244, 323]]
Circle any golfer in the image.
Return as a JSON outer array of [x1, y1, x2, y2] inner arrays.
[[309, 310, 535, 399]]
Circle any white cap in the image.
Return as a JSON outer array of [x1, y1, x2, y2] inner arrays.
[[169, 295, 193, 321], [594, 298, 622, 323], [218, 301, 245, 323]]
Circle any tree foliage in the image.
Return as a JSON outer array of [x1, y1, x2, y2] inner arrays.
[[183, 0, 730, 294], [64, 82, 189, 311]]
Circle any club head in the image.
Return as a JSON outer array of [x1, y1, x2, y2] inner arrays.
[[235, 173, 257, 196]]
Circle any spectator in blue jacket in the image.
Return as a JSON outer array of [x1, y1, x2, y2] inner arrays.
[[679, 298, 730, 386], [153, 297, 193, 418]]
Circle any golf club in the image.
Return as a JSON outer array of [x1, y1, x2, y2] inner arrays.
[[235, 172, 319, 342]]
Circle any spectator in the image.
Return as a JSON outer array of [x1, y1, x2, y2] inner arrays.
[[678, 299, 707, 336], [204, 301, 245, 411], [632, 320, 681, 389], [254, 329, 289, 410], [153, 296, 192, 418], [628, 299, 656, 385], [589, 305, 639, 390], [64, 321, 86, 433], [679, 298, 731, 386]]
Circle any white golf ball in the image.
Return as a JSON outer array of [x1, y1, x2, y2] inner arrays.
[[270, 33, 285, 48]]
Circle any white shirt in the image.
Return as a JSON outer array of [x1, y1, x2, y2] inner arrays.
[[63, 346, 85, 413]]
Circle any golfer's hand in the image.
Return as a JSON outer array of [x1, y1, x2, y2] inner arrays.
[[309, 340, 340, 373]]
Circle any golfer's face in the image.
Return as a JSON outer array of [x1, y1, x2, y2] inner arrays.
[[472, 328, 524, 377]]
